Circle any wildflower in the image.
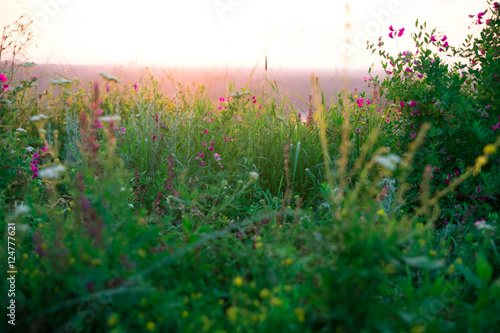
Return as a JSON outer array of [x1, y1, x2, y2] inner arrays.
[[441, 35, 447, 42], [200, 153, 204, 158], [233, 276, 244, 287], [270, 297, 283, 307], [430, 36, 437, 42], [201, 161, 205, 166], [294, 308, 306, 323], [202, 142, 206, 146], [38, 164, 66, 179], [145, 321, 155, 331], [209, 147, 214, 151], [249, 172, 259, 181], [226, 307, 237, 323], [410, 133, 416, 139], [410, 100, 416, 107], [398, 28, 405, 37], [220, 97, 225, 102], [400, 101, 405, 108], [107, 313, 119, 326], [153, 135, 156, 142], [417, 74, 423, 79], [210, 142, 214, 146], [389, 25, 394, 31], [259, 288, 270, 299], [447, 264, 456, 275], [483, 144, 497, 154], [0, 74, 7, 82], [204, 129, 208, 134], [405, 68, 412, 73], [377, 209, 386, 217], [389, 32, 394, 38], [99, 115, 121, 122], [429, 249, 437, 257], [100, 72, 121, 82], [443, 41, 449, 48]]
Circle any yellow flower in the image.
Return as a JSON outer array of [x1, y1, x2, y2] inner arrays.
[[218, 299, 225, 305], [410, 325, 425, 333], [182, 310, 189, 318], [22, 253, 28, 260], [429, 249, 437, 257], [145, 321, 155, 331], [284, 285, 292, 292], [483, 144, 497, 155], [233, 276, 244, 287], [226, 307, 238, 323], [138, 249, 147, 258], [285, 257, 292, 265], [294, 308, 306, 323], [107, 313, 119, 326], [476, 155, 488, 168], [455, 258, 463, 265], [270, 297, 283, 307], [259, 288, 270, 299], [377, 209, 386, 217], [447, 264, 455, 275], [255, 242, 263, 249]]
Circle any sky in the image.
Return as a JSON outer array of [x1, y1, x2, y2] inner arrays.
[[0, 0, 488, 72]]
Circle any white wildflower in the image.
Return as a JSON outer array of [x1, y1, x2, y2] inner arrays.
[[30, 114, 50, 122], [38, 165, 66, 179], [98, 115, 121, 122]]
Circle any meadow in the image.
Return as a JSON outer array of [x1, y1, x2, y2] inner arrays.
[[1, 2, 500, 332]]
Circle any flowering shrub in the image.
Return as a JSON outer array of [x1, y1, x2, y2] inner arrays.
[[369, 0, 500, 222]]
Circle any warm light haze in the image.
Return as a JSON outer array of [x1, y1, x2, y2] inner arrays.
[[1, 0, 486, 72]]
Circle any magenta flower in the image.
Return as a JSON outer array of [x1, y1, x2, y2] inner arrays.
[[389, 32, 394, 38], [398, 28, 404, 37], [209, 147, 214, 151], [400, 101, 405, 108], [42, 146, 47, 153], [389, 25, 395, 31], [200, 153, 204, 158], [3, 84, 9, 91], [33, 153, 39, 159], [366, 100, 371, 105], [430, 36, 437, 42], [441, 35, 447, 42], [204, 129, 208, 134], [443, 41, 449, 48], [202, 142, 206, 146], [478, 11, 485, 19], [417, 74, 424, 79], [0, 74, 7, 82], [153, 135, 156, 141], [410, 100, 416, 107], [95, 120, 103, 129], [134, 83, 138, 92], [405, 68, 412, 73], [386, 71, 393, 75], [495, 2, 499, 9], [220, 97, 225, 102], [410, 133, 416, 139], [201, 161, 205, 166]]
